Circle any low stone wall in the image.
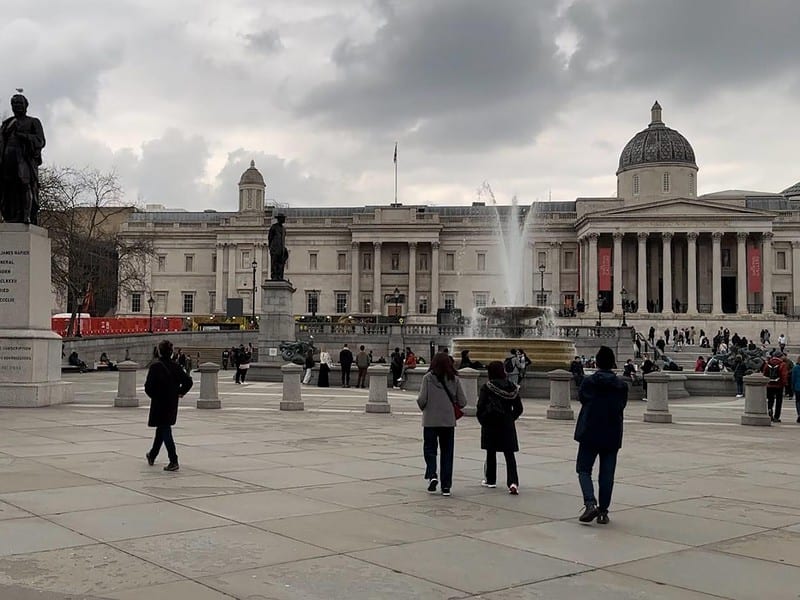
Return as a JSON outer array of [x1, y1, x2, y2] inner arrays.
[[684, 372, 736, 396]]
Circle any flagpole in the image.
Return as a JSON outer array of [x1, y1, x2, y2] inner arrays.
[[393, 142, 398, 205]]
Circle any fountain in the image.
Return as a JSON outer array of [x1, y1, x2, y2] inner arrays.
[[452, 185, 575, 370]]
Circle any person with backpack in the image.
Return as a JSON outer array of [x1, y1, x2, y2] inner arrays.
[[504, 349, 519, 385], [574, 345, 628, 525], [762, 351, 788, 422], [355, 345, 370, 388], [416, 352, 467, 497], [145, 339, 193, 472], [477, 361, 523, 495]]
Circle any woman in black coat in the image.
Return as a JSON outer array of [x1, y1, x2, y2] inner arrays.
[[476, 361, 523, 494], [145, 339, 193, 472]]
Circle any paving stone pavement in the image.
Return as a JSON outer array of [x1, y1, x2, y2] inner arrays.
[[0, 371, 799, 599]]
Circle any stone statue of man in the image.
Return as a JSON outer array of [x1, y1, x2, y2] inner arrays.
[[268, 213, 289, 280], [0, 93, 46, 225]]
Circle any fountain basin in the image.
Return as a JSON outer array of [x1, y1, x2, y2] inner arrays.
[[453, 337, 575, 371]]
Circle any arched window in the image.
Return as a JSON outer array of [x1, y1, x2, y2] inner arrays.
[[633, 174, 640, 195], [662, 172, 671, 193], [689, 173, 696, 196]]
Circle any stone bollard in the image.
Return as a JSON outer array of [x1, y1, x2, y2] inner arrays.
[[546, 369, 575, 420], [197, 362, 221, 409], [457, 368, 479, 416], [114, 361, 139, 407], [643, 372, 672, 423], [741, 373, 771, 426], [280, 363, 304, 411], [366, 364, 391, 413]]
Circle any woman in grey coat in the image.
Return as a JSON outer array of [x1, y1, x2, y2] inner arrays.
[[417, 352, 467, 497]]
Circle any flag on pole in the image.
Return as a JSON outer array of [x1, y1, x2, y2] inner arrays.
[[393, 142, 397, 164]]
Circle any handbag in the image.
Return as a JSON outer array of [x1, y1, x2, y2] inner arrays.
[[436, 375, 463, 420]]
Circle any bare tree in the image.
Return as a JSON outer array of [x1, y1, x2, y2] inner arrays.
[[38, 166, 154, 336]]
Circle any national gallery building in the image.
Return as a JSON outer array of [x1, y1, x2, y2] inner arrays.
[[118, 103, 800, 333]]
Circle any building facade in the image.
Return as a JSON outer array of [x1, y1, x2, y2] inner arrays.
[[118, 104, 800, 331]]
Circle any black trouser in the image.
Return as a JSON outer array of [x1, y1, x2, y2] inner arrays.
[[341, 365, 351, 386], [357, 367, 368, 388], [767, 387, 783, 420], [576, 444, 618, 512], [150, 425, 177, 463], [423, 427, 454, 490], [484, 450, 518, 487], [391, 364, 402, 384]]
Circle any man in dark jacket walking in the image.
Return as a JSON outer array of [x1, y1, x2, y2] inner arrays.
[[145, 339, 193, 472], [574, 345, 627, 524]]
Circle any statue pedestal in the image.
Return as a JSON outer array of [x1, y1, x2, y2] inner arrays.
[[257, 280, 296, 364], [0, 224, 72, 407]]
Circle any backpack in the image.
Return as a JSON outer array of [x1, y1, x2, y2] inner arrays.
[[504, 357, 515, 374], [767, 362, 781, 382]]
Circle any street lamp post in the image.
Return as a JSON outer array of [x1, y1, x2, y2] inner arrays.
[[620, 287, 628, 327], [597, 295, 604, 327], [147, 296, 155, 333], [392, 287, 401, 318], [538, 264, 546, 305], [251, 259, 257, 328]]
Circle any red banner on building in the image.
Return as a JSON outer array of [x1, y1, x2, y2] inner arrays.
[[747, 245, 762, 293], [598, 247, 612, 291]]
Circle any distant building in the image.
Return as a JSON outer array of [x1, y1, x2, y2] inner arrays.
[[118, 106, 800, 333]]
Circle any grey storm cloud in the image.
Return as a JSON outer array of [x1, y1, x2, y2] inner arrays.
[[244, 29, 284, 55], [298, 0, 567, 150], [564, 0, 800, 94]]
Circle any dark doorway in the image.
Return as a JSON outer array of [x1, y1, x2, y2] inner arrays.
[[722, 277, 737, 313]]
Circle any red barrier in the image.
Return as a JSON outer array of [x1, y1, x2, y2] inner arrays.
[[52, 316, 186, 337]]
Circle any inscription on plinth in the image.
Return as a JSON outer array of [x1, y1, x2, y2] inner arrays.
[[0, 343, 33, 379]]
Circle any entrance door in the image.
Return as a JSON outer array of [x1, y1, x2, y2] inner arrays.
[[721, 276, 737, 313]]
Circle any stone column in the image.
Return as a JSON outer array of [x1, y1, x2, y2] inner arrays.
[[227, 243, 237, 306], [712, 232, 723, 315], [351, 241, 360, 313], [114, 361, 139, 407], [550, 242, 561, 309], [197, 362, 221, 409], [214, 243, 224, 313], [408, 242, 417, 315], [741, 373, 771, 426], [643, 372, 672, 423], [587, 233, 599, 313], [613, 232, 623, 313], [792, 241, 800, 315], [457, 367, 479, 416], [280, 363, 304, 410], [762, 232, 774, 314], [366, 364, 391, 413], [372, 241, 382, 314], [736, 232, 748, 314], [546, 369, 574, 420], [686, 232, 698, 314], [431, 241, 440, 314], [661, 233, 673, 314], [637, 232, 648, 311]]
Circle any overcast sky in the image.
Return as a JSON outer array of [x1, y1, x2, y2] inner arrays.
[[3, 0, 799, 210]]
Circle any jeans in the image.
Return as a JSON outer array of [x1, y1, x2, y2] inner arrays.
[[767, 387, 783, 420], [303, 367, 312, 384], [341, 365, 351, 387], [484, 450, 518, 487], [357, 367, 368, 388], [576, 444, 618, 511], [423, 427, 455, 490], [150, 425, 177, 463], [735, 378, 744, 396]]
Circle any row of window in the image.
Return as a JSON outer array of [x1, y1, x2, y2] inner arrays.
[[158, 248, 580, 274], [631, 172, 695, 196]]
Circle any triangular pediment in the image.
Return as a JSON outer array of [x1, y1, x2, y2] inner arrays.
[[591, 197, 774, 219]]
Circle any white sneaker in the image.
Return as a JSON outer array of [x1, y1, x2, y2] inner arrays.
[[481, 480, 496, 488], [736, 394, 744, 398], [509, 484, 519, 495]]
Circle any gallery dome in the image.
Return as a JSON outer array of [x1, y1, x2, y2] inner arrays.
[[617, 102, 697, 174], [239, 160, 265, 186]]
